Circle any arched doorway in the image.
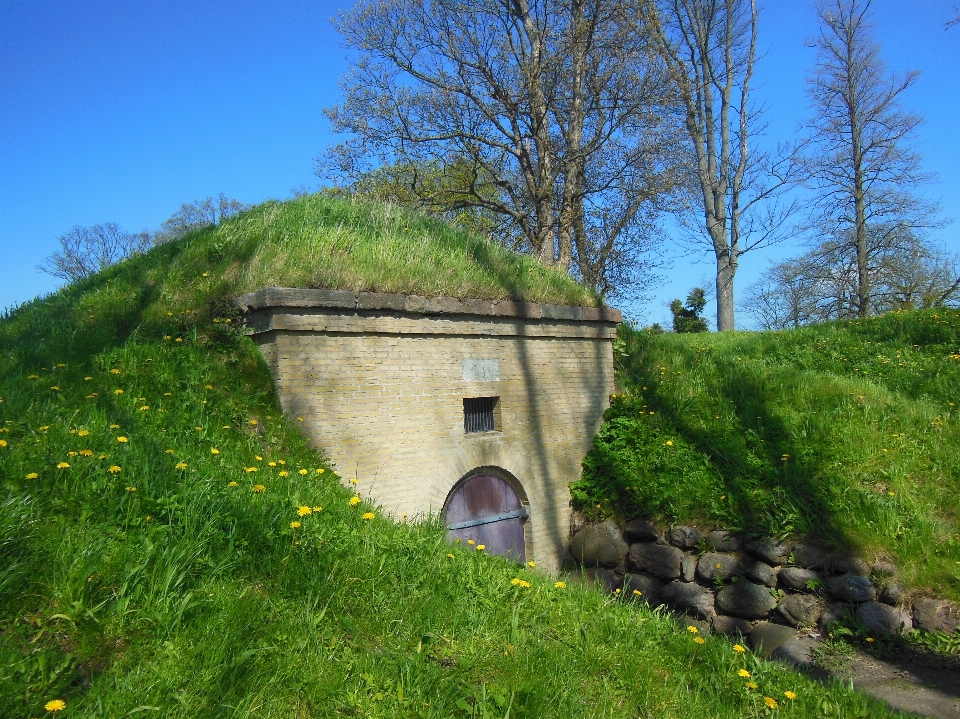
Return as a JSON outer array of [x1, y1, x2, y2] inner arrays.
[[444, 473, 528, 563]]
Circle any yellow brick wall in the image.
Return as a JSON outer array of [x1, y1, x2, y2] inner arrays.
[[249, 308, 616, 573]]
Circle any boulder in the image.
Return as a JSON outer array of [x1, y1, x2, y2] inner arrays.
[[778, 567, 821, 592], [777, 594, 823, 627], [912, 598, 960, 634], [716, 581, 777, 619], [623, 518, 662, 543], [770, 637, 818, 667], [712, 615, 754, 638], [622, 573, 664, 607], [857, 602, 912, 636], [872, 560, 897, 578], [696, 553, 745, 584], [879, 581, 904, 606], [705, 530, 743, 553], [749, 621, 797, 659], [661, 581, 716, 619], [743, 537, 792, 565], [818, 602, 851, 634], [746, 562, 778, 588], [668, 525, 702, 550], [825, 573, 877, 603], [568, 521, 628, 569], [681, 554, 698, 582], [828, 554, 870, 576], [792, 544, 829, 570], [567, 566, 622, 593], [628, 543, 684, 580]]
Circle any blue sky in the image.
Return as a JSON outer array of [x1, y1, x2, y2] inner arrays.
[[1, 1, 958, 327]]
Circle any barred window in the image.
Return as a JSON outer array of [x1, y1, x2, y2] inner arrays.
[[464, 396, 498, 433]]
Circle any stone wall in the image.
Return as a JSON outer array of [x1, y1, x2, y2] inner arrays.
[[238, 288, 620, 573], [568, 520, 958, 659]]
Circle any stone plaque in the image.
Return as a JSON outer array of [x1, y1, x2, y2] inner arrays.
[[462, 358, 500, 382]]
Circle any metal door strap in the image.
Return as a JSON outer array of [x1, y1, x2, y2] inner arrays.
[[446, 508, 528, 531]]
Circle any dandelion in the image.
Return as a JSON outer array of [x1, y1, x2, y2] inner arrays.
[[297, 417, 304, 421], [28, 374, 38, 379], [277, 460, 285, 465], [57, 462, 70, 469], [125, 486, 136, 492], [0, 440, 6, 448], [349, 478, 357, 484], [315, 468, 324, 474], [164, 392, 172, 396], [511, 577, 522, 585], [50, 386, 60, 391], [39, 426, 50, 431], [784, 691, 797, 700], [738, 669, 751, 678], [746, 682, 758, 690], [195, 426, 202, 431], [256, 456, 263, 460], [139, 406, 150, 411], [694, 637, 705, 645], [733, 644, 746, 653], [518, 579, 530, 588], [78, 430, 89, 437], [633, 589, 642, 596], [211, 448, 219, 455], [249, 419, 258, 425], [244, 467, 258, 472], [110, 369, 121, 375], [228, 481, 238, 487], [205, 384, 213, 390], [349, 496, 361, 506], [665, 440, 673, 446], [108, 466, 121, 473], [279, 470, 288, 477], [476, 544, 485, 551], [68, 451, 78, 457], [290, 521, 301, 529], [165, 449, 174, 454], [252, 484, 266, 493], [467, 539, 475, 545], [268, 462, 277, 467], [175, 462, 187, 470], [687, 626, 699, 634], [313, 507, 322, 512], [527, 561, 536, 568], [763, 697, 778, 709], [44, 699, 66, 712], [447, 553, 455, 559], [98, 454, 107, 459], [362, 512, 375, 520], [555, 581, 567, 589], [116, 436, 128, 443], [114, 389, 123, 395], [866, 637, 874, 643], [297, 506, 312, 516], [110, 424, 120, 429], [175, 338, 183, 342]]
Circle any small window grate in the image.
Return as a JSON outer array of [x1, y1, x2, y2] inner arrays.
[[464, 396, 498, 433]]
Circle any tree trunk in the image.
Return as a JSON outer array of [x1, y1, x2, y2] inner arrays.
[[716, 250, 736, 331]]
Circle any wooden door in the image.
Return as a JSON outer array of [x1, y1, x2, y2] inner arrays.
[[444, 474, 527, 562]]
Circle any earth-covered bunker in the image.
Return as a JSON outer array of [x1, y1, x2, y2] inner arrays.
[[239, 288, 620, 573]]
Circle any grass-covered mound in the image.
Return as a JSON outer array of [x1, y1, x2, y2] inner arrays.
[[574, 311, 960, 599], [0, 197, 901, 717]]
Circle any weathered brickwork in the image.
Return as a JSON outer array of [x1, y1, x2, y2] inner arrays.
[[240, 288, 619, 573]]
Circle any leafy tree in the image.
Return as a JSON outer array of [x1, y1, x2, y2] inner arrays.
[[800, 0, 941, 318], [155, 194, 250, 243], [38, 223, 152, 283], [640, 0, 798, 331], [670, 287, 710, 333], [320, 0, 687, 300]]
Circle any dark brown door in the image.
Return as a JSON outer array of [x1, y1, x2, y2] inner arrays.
[[444, 474, 527, 562]]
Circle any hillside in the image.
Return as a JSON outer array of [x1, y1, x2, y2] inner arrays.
[[0, 195, 904, 717], [575, 311, 960, 599]]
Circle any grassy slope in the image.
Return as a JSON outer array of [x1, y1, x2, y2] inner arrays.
[[575, 312, 960, 599], [0, 197, 900, 717]]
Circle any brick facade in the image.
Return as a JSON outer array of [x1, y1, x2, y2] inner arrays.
[[239, 288, 619, 573]]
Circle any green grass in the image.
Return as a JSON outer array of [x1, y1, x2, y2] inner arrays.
[[574, 311, 960, 599], [0, 199, 904, 717]]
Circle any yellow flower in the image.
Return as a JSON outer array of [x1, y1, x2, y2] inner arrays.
[[313, 506, 322, 512], [84, 376, 92, 381], [349, 478, 357, 484], [114, 389, 123, 395], [108, 466, 121, 473], [0, 439, 7, 448], [738, 669, 751, 678], [297, 506, 312, 516], [517, 579, 530, 588], [746, 682, 758, 690], [195, 426, 202, 431], [665, 440, 673, 446], [26, 472, 39, 479], [297, 417, 304, 421], [447, 553, 455, 559], [249, 419, 258, 425], [78, 430, 89, 437], [175, 338, 183, 342], [763, 696, 778, 709], [476, 544, 485, 551], [98, 454, 107, 459], [694, 637, 705, 645], [467, 539, 475, 545], [139, 406, 150, 411], [268, 462, 276, 467], [244, 467, 258, 472], [44, 699, 66, 712], [205, 384, 213, 390], [110, 368, 121, 375], [125, 486, 136, 492], [252, 484, 266, 493], [39, 425, 49, 431], [315, 468, 324, 474], [298, 469, 308, 475], [555, 581, 567, 589], [277, 460, 285, 465], [784, 691, 797, 700], [687, 626, 699, 634], [165, 449, 174, 454], [116, 436, 128, 443], [164, 392, 172, 396], [256, 456, 263, 460], [290, 521, 301, 529], [349, 496, 361, 506], [28, 374, 38, 379], [211, 448, 219, 455], [527, 561, 536, 568], [866, 637, 874, 643], [362, 512, 375, 520], [175, 462, 187, 470], [57, 462, 70, 469], [733, 644, 746, 653], [228, 481, 238, 487], [50, 386, 60, 391], [278, 470, 288, 477], [633, 589, 642, 596], [110, 424, 120, 429]]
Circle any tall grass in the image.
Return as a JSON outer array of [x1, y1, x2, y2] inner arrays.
[[575, 311, 960, 598], [0, 200, 902, 717]]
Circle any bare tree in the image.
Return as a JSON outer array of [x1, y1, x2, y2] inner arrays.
[[639, 0, 796, 331], [155, 193, 250, 243], [38, 223, 152, 283], [320, 0, 686, 299], [801, 0, 940, 318]]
